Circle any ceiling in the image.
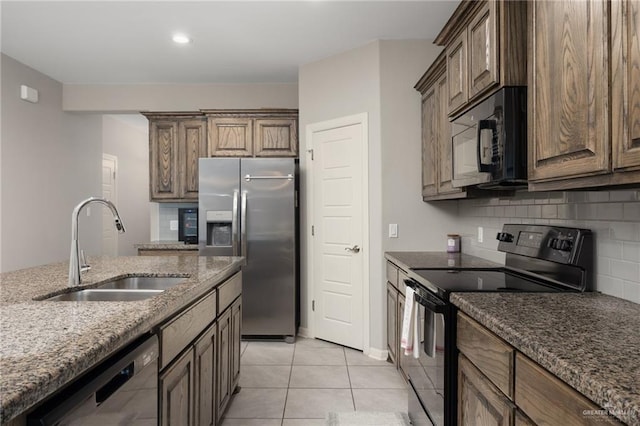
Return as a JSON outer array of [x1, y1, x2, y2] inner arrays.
[[1, 1, 458, 85]]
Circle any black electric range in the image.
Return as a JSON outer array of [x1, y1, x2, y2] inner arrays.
[[404, 224, 593, 426]]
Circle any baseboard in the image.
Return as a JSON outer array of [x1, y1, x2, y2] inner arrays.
[[366, 347, 388, 361], [297, 327, 311, 338]]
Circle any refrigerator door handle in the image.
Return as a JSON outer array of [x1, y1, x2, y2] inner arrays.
[[241, 190, 248, 259], [244, 174, 294, 182], [232, 190, 239, 256]]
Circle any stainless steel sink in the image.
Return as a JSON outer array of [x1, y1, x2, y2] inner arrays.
[[43, 276, 187, 302], [95, 276, 186, 291], [45, 289, 163, 302]]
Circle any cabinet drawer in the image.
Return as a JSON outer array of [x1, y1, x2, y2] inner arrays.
[[160, 290, 217, 369], [218, 272, 242, 314], [138, 249, 198, 256], [457, 312, 514, 399], [515, 353, 623, 425], [386, 261, 399, 287]]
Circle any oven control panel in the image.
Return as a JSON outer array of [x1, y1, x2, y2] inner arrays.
[[497, 224, 592, 266]]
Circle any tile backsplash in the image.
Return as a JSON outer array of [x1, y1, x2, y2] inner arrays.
[[158, 203, 198, 240], [457, 190, 640, 304]]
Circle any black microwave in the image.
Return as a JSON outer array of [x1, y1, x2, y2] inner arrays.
[[178, 208, 198, 244], [451, 87, 528, 189]]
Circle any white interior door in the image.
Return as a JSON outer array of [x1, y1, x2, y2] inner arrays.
[[311, 118, 366, 350], [102, 154, 118, 256]]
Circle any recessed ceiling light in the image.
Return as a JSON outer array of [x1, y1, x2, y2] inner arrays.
[[172, 33, 191, 44]]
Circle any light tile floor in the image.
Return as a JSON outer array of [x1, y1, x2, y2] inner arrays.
[[220, 338, 408, 426]]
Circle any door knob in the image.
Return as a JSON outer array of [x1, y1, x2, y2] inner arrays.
[[345, 245, 361, 253]]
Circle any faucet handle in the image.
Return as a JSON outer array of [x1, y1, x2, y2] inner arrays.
[[80, 250, 91, 272]]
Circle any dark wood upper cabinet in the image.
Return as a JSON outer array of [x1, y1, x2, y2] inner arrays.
[[436, 0, 527, 117], [144, 109, 298, 201], [204, 110, 298, 158], [527, 0, 640, 191], [527, 0, 610, 182], [612, 0, 640, 171], [416, 54, 467, 201]]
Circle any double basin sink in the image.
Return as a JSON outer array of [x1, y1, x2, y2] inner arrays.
[[44, 276, 186, 302]]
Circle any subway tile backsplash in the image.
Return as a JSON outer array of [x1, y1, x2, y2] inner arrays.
[[158, 203, 198, 241], [457, 190, 640, 304]]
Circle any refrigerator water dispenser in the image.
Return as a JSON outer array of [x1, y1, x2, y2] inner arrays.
[[206, 211, 232, 246]]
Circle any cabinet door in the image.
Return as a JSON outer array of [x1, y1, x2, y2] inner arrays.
[[421, 87, 439, 198], [194, 322, 216, 426], [436, 73, 460, 195], [468, 1, 499, 99], [231, 298, 242, 389], [397, 292, 406, 379], [150, 120, 180, 200], [179, 119, 207, 199], [458, 355, 514, 426], [254, 119, 298, 157], [447, 30, 468, 114], [208, 117, 253, 157], [612, 0, 640, 171], [216, 309, 232, 421], [386, 282, 398, 365], [528, 0, 610, 181], [160, 348, 194, 426], [515, 353, 622, 426]]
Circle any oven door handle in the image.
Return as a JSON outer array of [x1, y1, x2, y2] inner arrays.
[[404, 279, 447, 314]]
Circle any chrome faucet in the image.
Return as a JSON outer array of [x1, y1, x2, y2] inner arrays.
[[69, 197, 126, 286]]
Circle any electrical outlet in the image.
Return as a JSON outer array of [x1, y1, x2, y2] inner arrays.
[[170, 220, 179, 231], [389, 224, 398, 238], [477, 226, 484, 243]]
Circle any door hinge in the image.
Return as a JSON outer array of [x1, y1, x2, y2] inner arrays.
[[113, 171, 116, 180], [311, 225, 315, 236], [295, 190, 298, 208], [307, 149, 314, 160], [312, 300, 315, 311]]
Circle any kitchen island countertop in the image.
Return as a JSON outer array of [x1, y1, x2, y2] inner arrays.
[[452, 292, 640, 425], [0, 255, 243, 424], [134, 240, 198, 250]]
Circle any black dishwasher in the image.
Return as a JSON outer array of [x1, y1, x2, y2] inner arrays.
[[27, 334, 158, 426]]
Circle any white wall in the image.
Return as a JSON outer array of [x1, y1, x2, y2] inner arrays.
[[1, 54, 102, 272], [299, 40, 456, 352], [63, 83, 299, 112], [102, 115, 150, 255], [299, 41, 381, 349], [379, 40, 459, 255]]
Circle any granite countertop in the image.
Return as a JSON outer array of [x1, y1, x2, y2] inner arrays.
[[0, 255, 244, 424], [134, 240, 198, 250], [452, 292, 640, 425], [385, 251, 501, 272]]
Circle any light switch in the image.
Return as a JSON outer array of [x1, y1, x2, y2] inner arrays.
[[477, 226, 484, 243], [170, 220, 179, 231], [389, 223, 398, 238]]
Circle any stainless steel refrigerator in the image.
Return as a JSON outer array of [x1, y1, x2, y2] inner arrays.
[[198, 158, 298, 341]]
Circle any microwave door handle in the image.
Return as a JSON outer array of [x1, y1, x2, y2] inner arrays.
[[477, 119, 496, 173]]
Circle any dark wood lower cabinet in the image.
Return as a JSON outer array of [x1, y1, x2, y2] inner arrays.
[[458, 355, 514, 426], [194, 323, 217, 426], [160, 348, 195, 426], [386, 282, 398, 365], [231, 298, 242, 390], [216, 308, 232, 422], [158, 272, 242, 426]]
